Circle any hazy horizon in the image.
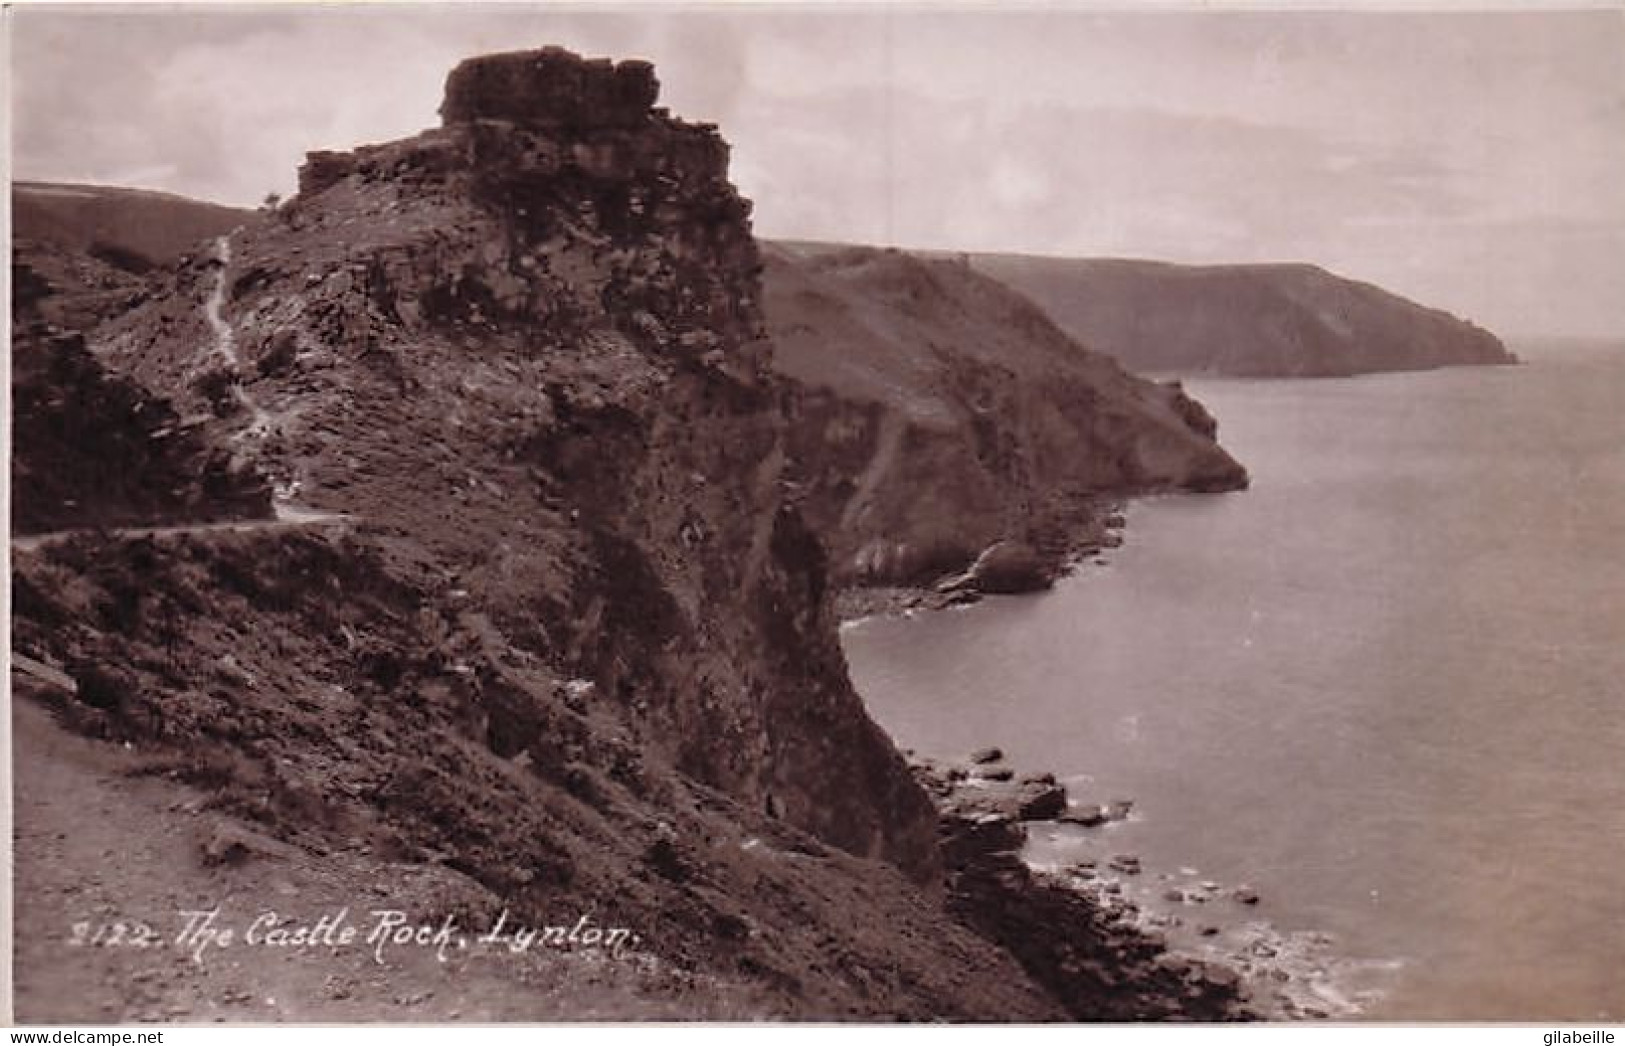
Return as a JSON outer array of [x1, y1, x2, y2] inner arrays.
[[8, 3, 1624, 341]]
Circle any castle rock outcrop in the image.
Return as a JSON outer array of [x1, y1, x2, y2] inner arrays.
[[96, 47, 940, 884]]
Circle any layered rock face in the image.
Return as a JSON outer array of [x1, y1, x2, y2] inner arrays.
[[974, 255, 1518, 377], [92, 47, 938, 884], [764, 243, 1249, 589]]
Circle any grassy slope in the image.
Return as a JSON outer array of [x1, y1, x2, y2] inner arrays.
[[13, 181, 250, 270], [971, 253, 1517, 377]]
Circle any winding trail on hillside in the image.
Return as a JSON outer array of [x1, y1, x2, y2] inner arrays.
[[204, 235, 276, 439], [838, 412, 906, 535], [10, 690, 692, 1022], [13, 238, 352, 555], [205, 232, 334, 521]]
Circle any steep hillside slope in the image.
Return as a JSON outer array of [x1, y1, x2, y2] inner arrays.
[[764, 243, 1247, 588], [11, 239, 272, 534], [10, 48, 1047, 1021], [13, 181, 249, 272], [12, 48, 1254, 1021], [12, 198, 1252, 595], [85, 44, 942, 884], [974, 254, 1517, 377]]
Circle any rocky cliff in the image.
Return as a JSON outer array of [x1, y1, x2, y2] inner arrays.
[[16, 48, 966, 1015], [83, 44, 943, 884], [973, 254, 1518, 377], [12, 189, 1253, 597], [764, 243, 1247, 590], [14, 181, 248, 273], [12, 47, 1254, 1020]]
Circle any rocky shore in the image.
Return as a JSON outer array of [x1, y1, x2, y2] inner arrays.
[[909, 751, 1251, 1020], [13, 46, 1265, 1022], [910, 748, 1390, 1020]]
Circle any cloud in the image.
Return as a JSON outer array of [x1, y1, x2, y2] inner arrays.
[[7, 4, 1622, 337], [735, 89, 1478, 257]]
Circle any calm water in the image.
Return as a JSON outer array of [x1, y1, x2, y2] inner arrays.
[[843, 345, 1625, 1020]]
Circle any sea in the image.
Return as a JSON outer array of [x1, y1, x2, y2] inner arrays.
[[841, 341, 1625, 1020]]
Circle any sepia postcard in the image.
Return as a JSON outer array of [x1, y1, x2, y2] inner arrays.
[[6, 0, 1623, 1028]]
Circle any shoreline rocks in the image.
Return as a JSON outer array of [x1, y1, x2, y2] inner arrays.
[[1060, 799, 1135, 828], [913, 753, 1255, 1020], [911, 749, 1365, 1020], [939, 540, 1056, 596]]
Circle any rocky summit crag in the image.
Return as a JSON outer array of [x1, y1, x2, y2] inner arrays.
[[12, 48, 1252, 1020]]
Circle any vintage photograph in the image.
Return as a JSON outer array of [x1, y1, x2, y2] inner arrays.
[[6, 0, 1623, 1024]]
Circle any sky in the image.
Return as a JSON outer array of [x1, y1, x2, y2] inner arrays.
[[7, 2, 1625, 340]]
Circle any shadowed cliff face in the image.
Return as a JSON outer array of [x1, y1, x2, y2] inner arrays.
[[86, 46, 941, 884], [973, 255, 1519, 378]]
